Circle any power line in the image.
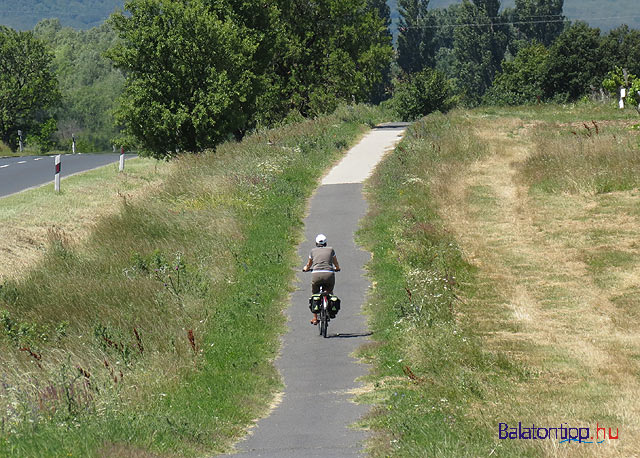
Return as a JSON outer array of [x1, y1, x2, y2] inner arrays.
[[399, 15, 640, 30]]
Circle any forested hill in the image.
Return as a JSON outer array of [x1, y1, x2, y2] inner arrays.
[[0, 0, 637, 32], [0, 0, 122, 29], [389, 0, 639, 34]]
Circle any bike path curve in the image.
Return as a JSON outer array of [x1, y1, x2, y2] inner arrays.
[[228, 123, 407, 457]]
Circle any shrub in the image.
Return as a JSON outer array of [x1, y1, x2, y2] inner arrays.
[[391, 68, 455, 121]]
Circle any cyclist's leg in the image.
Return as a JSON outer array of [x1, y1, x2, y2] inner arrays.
[[326, 273, 335, 294], [310, 274, 322, 324]]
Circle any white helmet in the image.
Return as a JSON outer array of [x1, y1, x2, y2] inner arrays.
[[315, 234, 327, 246]]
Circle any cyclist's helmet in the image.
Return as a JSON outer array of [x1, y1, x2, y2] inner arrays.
[[315, 234, 327, 247]]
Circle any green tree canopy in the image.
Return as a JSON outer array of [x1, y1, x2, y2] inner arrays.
[[34, 19, 125, 151], [274, 0, 393, 117], [484, 42, 549, 105], [108, 0, 392, 158], [391, 68, 453, 120], [108, 0, 270, 158], [397, 0, 434, 74], [599, 25, 640, 77], [0, 26, 60, 150], [512, 0, 565, 46], [453, 0, 509, 104], [544, 21, 604, 101]]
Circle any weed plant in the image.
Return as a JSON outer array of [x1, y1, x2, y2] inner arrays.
[[0, 104, 388, 456]]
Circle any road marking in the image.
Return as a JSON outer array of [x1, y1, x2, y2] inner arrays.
[[0, 165, 9, 168], [17, 161, 26, 164], [34, 158, 42, 161]]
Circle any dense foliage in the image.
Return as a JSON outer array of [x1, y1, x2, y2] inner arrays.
[[393, 0, 640, 110], [108, 0, 392, 158], [391, 68, 454, 120], [34, 19, 124, 152], [0, 26, 60, 150]]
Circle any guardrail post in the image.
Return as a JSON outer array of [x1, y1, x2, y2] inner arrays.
[[119, 146, 125, 172], [54, 155, 61, 192]]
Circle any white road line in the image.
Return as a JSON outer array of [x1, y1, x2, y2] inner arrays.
[[0, 165, 9, 168], [17, 161, 26, 164]]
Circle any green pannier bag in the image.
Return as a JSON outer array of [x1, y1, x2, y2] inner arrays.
[[329, 295, 341, 316], [309, 294, 321, 313]]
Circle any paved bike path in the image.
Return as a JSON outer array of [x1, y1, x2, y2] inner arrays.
[[229, 124, 407, 457]]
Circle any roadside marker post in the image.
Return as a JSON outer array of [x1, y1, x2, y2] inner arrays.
[[54, 155, 61, 193], [119, 146, 125, 172], [72, 134, 76, 154], [18, 130, 23, 153]]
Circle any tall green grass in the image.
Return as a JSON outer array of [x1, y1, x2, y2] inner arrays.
[[0, 104, 389, 456], [357, 111, 536, 457]]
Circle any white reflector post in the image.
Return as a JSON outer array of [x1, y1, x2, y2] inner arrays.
[[119, 146, 125, 172], [54, 154, 61, 192]]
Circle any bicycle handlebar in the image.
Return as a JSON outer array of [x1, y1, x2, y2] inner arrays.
[[302, 268, 340, 272]]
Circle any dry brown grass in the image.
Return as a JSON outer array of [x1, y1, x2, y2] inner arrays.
[[0, 158, 171, 280], [437, 114, 640, 456]]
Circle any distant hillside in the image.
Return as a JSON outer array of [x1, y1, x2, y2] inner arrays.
[[0, 0, 123, 30], [389, 0, 639, 34], [0, 0, 637, 32]]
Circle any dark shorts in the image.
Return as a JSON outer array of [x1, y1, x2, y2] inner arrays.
[[311, 272, 335, 294]]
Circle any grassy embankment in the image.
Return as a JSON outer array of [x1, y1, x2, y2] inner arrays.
[[0, 158, 171, 280], [0, 105, 388, 457], [358, 103, 640, 457]]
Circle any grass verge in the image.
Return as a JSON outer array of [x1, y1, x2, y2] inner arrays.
[[0, 157, 171, 280], [0, 104, 389, 456]]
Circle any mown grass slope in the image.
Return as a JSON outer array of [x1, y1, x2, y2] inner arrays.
[[0, 105, 388, 457], [358, 103, 640, 456]]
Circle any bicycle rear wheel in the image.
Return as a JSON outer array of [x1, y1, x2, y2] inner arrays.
[[321, 296, 329, 338]]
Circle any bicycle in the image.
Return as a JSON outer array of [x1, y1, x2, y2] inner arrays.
[[303, 269, 340, 338]]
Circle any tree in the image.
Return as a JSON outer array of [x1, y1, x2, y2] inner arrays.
[[107, 0, 270, 158], [391, 68, 454, 120], [274, 0, 393, 117], [397, 0, 434, 74], [513, 0, 565, 46], [452, 0, 509, 104], [484, 42, 549, 105], [0, 26, 60, 151], [34, 19, 126, 152], [543, 21, 603, 101], [108, 0, 392, 157], [599, 25, 640, 77], [368, 0, 394, 103]]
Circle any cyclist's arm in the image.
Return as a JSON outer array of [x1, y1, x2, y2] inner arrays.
[[332, 255, 341, 271], [302, 257, 313, 272]]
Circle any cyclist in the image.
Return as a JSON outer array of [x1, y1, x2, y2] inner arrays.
[[302, 233, 340, 325]]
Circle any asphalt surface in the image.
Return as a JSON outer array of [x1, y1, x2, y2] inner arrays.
[[0, 153, 135, 198], [230, 125, 407, 457]]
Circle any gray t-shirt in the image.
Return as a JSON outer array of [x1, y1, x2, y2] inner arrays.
[[309, 246, 336, 272]]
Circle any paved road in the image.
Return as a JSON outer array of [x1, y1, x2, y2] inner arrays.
[[229, 123, 407, 457], [0, 153, 135, 198]]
